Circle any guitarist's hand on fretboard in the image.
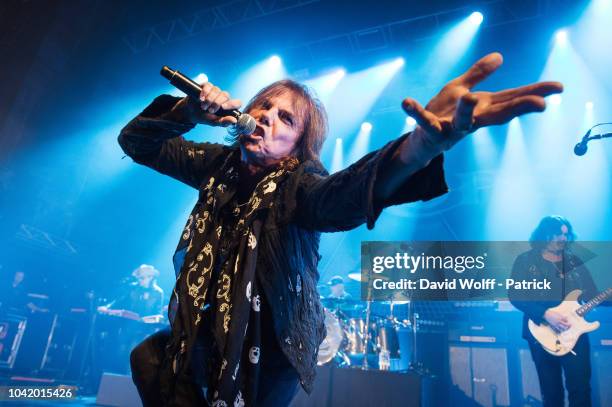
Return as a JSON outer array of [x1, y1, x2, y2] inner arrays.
[[544, 309, 571, 332]]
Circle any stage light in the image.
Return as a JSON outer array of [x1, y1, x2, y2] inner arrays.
[[423, 11, 483, 82], [549, 94, 562, 105], [585, 101, 594, 109], [486, 117, 543, 239], [230, 56, 287, 105], [194, 73, 208, 84], [470, 127, 497, 170], [401, 116, 417, 134], [594, 0, 611, 11], [393, 57, 405, 68], [304, 68, 346, 104], [331, 137, 344, 173], [469, 12, 484, 25], [555, 29, 568, 44], [270, 55, 282, 65], [348, 122, 373, 164], [322, 59, 403, 140]]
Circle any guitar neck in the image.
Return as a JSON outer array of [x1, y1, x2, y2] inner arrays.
[[577, 287, 612, 317]]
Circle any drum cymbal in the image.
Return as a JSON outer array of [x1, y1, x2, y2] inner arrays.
[[347, 272, 362, 282], [348, 272, 392, 282], [317, 308, 344, 365]]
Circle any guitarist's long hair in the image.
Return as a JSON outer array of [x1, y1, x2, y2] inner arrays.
[[529, 215, 576, 250]]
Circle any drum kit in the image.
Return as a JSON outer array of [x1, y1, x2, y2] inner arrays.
[[317, 273, 418, 371]]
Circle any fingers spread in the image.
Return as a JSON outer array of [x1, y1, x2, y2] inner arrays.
[[453, 93, 478, 132], [475, 95, 546, 127], [402, 98, 442, 134], [492, 81, 563, 103], [454, 52, 503, 89]]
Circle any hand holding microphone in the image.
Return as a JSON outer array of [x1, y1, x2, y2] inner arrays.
[[161, 66, 256, 136]]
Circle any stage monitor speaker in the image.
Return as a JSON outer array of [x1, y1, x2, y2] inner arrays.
[[519, 345, 612, 406], [593, 349, 612, 407], [518, 347, 541, 403], [96, 373, 141, 407], [449, 345, 510, 407]]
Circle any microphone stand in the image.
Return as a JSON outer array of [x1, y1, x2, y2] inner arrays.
[[587, 132, 612, 142], [575, 132, 612, 156], [575, 122, 612, 156]]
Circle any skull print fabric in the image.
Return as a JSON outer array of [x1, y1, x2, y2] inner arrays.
[[163, 150, 298, 406]]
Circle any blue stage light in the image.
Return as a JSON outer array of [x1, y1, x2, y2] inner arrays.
[[194, 73, 208, 84], [303, 68, 346, 104], [555, 29, 568, 44], [320, 59, 403, 143], [423, 12, 483, 82], [401, 116, 417, 135], [469, 12, 484, 25], [348, 121, 373, 164], [270, 55, 282, 65], [230, 56, 287, 106], [331, 137, 344, 172], [549, 94, 562, 105]]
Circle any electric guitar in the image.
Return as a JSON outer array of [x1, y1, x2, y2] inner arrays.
[[528, 287, 612, 356]]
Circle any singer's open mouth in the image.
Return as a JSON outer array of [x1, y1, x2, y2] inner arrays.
[[243, 134, 263, 142], [243, 126, 264, 142]]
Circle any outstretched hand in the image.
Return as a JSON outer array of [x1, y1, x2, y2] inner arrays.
[[402, 52, 563, 155]]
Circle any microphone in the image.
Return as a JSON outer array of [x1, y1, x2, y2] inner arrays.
[[160, 66, 256, 136], [574, 141, 588, 156], [574, 129, 591, 156]]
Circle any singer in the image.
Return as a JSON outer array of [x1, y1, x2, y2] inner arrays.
[[119, 53, 561, 406]]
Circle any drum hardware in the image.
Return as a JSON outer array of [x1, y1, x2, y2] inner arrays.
[[362, 267, 374, 370], [347, 272, 362, 282], [317, 308, 345, 365], [317, 269, 440, 372]]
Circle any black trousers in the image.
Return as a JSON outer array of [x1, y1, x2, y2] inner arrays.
[[130, 329, 300, 406], [528, 334, 591, 407]]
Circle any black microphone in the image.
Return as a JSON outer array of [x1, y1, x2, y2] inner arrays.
[[160, 66, 256, 136], [574, 141, 588, 156], [574, 129, 591, 156]]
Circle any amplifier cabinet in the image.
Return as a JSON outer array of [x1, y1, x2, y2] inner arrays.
[[449, 345, 510, 407], [0, 314, 27, 369]]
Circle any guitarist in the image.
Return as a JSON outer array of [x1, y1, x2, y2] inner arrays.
[[509, 215, 598, 407]]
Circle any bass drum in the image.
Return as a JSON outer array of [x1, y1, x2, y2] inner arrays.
[[317, 308, 345, 365]]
